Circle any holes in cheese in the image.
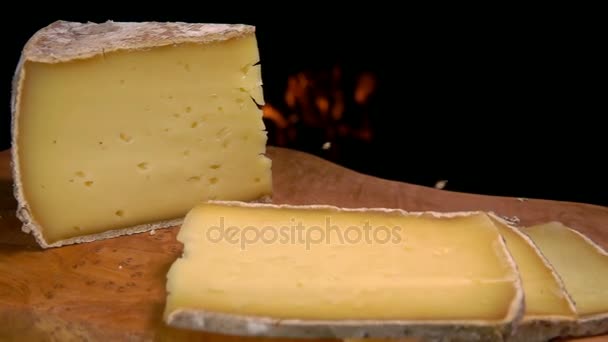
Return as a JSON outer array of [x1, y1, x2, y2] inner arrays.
[[164, 201, 524, 340], [137, 162, 149, 171], [525, 222, 608, 337], [118, 133, 133, 143], [11, 21, 272, 248]]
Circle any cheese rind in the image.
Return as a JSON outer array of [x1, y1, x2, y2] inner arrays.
[[13, 21, 257, 63], [489, 215, 577, 341], [11, 21, 272, 248], [525, 222, 608, 337], [164, 201, 524, 340]]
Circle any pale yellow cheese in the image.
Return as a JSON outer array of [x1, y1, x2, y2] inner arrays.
[[492, 217, 576, 318], [525, 222, 608, 317], [342, 218, 579, 342], [12, 21, 272, 247], [343, 220, 606, 342], [164, 201, 523, 339]]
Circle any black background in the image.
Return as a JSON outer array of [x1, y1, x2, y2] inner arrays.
[[1, 4, 605, 206]]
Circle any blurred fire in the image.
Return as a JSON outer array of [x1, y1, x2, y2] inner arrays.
[[263, 66, 376, 151]]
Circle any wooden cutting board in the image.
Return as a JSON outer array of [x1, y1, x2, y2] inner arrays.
[[0, 147, 606, 342]]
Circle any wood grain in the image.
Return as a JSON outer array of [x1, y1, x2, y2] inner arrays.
[[0, 147, 606, 341]]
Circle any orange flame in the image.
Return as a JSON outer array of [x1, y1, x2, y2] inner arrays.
[[262, 104, 288, 129], [355, 72, 376, 104], [263, 66, 376, 148]]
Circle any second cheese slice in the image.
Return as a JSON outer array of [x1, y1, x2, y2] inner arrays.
[[164, 201, 524, 340]]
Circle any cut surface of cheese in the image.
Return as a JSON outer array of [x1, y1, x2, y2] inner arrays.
[[164, 201, 523, 339], [11, 21, 272, 247], [489, 215, 576, 341], [525, 222, 608, 336]]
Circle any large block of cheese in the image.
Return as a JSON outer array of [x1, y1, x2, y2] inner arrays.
[[489, 215, 577, 341], [164, 201, 524, 340], [525, 222, 608, 337], [11, 21, 272, 248]]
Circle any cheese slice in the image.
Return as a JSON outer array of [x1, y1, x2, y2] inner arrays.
[[164, 201, 524, 340], [488, 215, 577, 341], [11, 21, 272, 248], [525, 222, 608, 337]]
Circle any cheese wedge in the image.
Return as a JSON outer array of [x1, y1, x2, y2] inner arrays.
[[488, 215, 577, 341], [525, 222, 608, 337], [164, 201, 524, 340], [11, 21, 272, 248]]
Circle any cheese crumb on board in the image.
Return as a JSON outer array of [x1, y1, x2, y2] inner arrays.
[[164, 201, 523, 340], [11, 21, 272, 248]]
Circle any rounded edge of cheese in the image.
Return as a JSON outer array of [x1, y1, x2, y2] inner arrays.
[[10, 21, 271, 248], [164, 200, 525, 341]]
